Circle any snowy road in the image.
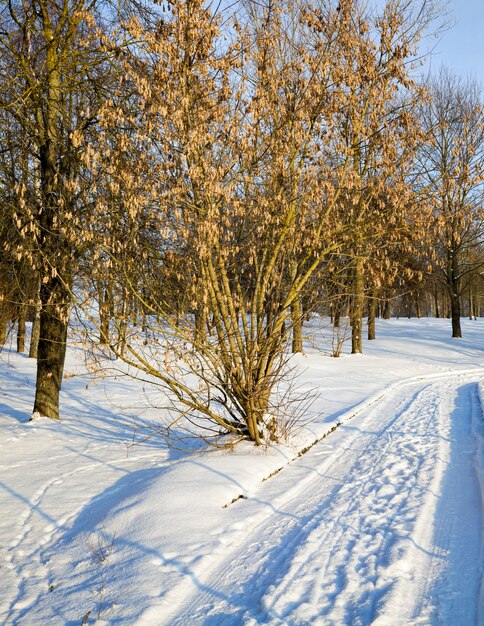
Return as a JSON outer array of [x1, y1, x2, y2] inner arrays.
[[155, 377, 484, 626]]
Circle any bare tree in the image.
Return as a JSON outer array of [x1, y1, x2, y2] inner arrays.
[[418, 69, 484, 337]]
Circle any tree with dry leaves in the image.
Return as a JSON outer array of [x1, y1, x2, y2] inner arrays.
[[320, 0, 438, 353], [83, 0, 442, 444], [85, 0, 349, 443]]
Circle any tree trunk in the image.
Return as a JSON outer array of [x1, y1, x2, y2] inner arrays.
[[98, 281, 110, 344], [450, 292, 462, 338], [289, 260, 303, 354], [194, 303, 207, 343], [32, 277, 70, 419], [433, 289, 440, 318], [0, 292, 9, 346], [29, 305, 41, 359], [29, 276, 41, 358], [469, 287, 476, 320], [383, 298, 391, 320], [351, 257, 364, 354], [333, 301, 341, 328], [291, 296, 303, 354], [448, 249, 462, 338], [415, 292, 422, 318], [244, 384, 270, 446], [32, 100, 71, 418], [0, 314, 7, 346], [246, 408, 261, 446], [118, 288, 129, 357], [406, 294, 412, 318], [367, 291, 377, 340], [16, 303, 27, 353]]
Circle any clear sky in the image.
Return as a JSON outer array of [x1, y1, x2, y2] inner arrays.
[[428, 0, 484, 86]]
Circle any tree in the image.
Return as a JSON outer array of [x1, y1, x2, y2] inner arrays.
[[313, 0, 436, 353], [86, 0, 353, 444], [418, 70, 484, 337], [0, 0, 117, 418], [87, 0, 442, 444]]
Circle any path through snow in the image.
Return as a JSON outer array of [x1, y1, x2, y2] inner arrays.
[[156, 377, 484, 625]]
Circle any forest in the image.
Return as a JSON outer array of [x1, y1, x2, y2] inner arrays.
[[1, 0, 483, 445]]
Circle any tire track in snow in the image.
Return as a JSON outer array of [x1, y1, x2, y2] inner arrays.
[[254, 383, 447, 626], [152, 376, 483, 626]]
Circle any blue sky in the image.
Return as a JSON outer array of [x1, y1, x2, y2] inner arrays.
[[428, 0, 484, 85]]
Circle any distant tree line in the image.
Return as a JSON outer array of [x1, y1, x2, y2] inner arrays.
[[0, 0, 482, 443]]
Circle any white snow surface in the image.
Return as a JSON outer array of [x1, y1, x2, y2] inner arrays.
[[1, 317, 483, 625]]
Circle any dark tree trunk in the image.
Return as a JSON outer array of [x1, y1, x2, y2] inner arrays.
[[351, 310, 363, 353], [383, 298, 391, 320], [33, 277, 70, 419], [448, 249, 462, 338], [0, 292, 9, 346], [406, 295, 412, 318], [289, 260, 303, 354], [469, 287, 477, 321], [119, 288, 129, 356], [450, 293, 462, 338], [32, 136, 72, 419]]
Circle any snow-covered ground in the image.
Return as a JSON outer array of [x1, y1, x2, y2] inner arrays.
[[1, 317, 483, 625]]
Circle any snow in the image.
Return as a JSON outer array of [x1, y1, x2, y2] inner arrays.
[[1, 317, 483, 625]]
